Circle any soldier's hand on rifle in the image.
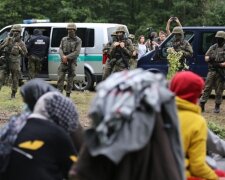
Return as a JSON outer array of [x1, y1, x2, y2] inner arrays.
[[120, 42, 125, 48], [62, 55, 68, 64], [113, 42, 120, 47]]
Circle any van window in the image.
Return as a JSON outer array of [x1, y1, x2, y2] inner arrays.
[[161, 31, 194, 58], [199, 32, 216, 55], [51, 28, 94, 48], [0, 27, 10, 43]]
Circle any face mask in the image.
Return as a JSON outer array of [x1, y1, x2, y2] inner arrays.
[[117, 34, 124, 41], [13, 32, 20, 41], [175, 34, 182, 41], [217, 38, 225, 47], [68, 30, 75, 38]]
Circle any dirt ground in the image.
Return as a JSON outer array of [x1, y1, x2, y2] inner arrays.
[[0, 93, 225, 129]]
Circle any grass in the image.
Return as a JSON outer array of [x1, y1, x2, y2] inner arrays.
[[0, 85, 225, 138]]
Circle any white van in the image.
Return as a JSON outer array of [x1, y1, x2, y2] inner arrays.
[[0, 22, 129, 90]]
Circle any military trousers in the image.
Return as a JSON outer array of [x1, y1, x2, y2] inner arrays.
[[28, 55, 43, 79], [200, 71, 224, 105], [8, 61, 20, 93], [57, 62, 76, 94], [0, 66, 8, 89]]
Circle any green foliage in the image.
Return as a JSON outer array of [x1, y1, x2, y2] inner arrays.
[[208, 121, 225, 139], [166, 47, 183, 79], [0, 0, 223, 37]]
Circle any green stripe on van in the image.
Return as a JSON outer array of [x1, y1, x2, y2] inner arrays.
[[48, 54, 102, 62]]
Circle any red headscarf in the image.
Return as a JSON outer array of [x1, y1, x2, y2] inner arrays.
[[169, 71, 204, 104]]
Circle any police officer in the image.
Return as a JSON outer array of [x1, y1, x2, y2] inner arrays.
[[4, 24, 27, 98], [102, 26, 134, 80], [57, 23, 82, 97], [200, 31, 225, 113], [171, 26, 193, 71], [26, 29, 49, 79]]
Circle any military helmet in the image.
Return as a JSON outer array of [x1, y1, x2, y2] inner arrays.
[[215, 31, 225, 39], [67, 23, 77, 30], [11, 24, 22, 32], [172, 26, 183, 34], [115, 26, 126, 33]]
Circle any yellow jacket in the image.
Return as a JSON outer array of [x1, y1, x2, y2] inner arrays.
[[176, 97, 218, 180]]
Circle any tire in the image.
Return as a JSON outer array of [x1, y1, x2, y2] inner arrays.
[[73, 70, 94, 91]]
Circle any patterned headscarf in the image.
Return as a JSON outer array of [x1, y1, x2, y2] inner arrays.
[[30, 92, 79, 133], [0, 79, 57, 172]]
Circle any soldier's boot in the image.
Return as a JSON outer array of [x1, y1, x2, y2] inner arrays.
[[214, 104, 220, 113], [66, 93, 70, 97], [200, 102, 205, 112], [11, 90, 16, 99]]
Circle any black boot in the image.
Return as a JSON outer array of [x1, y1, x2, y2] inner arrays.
[[66, 93, 70, 97], [11, 90, 16, 99], [214, 104, 220, 113], [200, 102, 205, 112]]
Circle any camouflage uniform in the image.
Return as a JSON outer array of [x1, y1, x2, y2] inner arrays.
[[4, 25, 27, 98], [128, 34, 138, 70], [57, 23, 82, 97], [102, 32, 117, 80], [171, 27, 193, 71], [27, 29, 49, 79], [102, 26, 134, 80], [200, 31, 225, 113]]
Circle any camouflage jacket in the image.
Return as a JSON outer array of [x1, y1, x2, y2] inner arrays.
[[206, 44, 225, 71], [109, 38, 134, 60], [59, 36, 82, 62], [172, 39, 193, 59], [4, 38, 27, 63]]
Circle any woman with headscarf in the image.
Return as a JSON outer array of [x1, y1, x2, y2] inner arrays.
[[1, 91, 79, 180], [0, 79, 56, 174]]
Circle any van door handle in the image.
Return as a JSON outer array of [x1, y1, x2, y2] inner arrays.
[[51, 49, 57, 53]]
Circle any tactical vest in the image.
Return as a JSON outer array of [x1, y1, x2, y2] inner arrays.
[[61, 36, 78, 56]]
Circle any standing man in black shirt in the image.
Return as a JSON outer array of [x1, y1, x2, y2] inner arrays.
[[26, 29, 49, 79]]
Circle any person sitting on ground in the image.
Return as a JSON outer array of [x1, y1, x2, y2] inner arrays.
[[169, 71, 223, 180], [1, 91, 78, 180], [69, 69, 185, 180]]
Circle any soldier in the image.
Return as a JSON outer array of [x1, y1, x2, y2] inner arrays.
[[200, 31, 225, 113], [4, 24, 27, 98], [128, 34, 138, 70], [102, 26, 134, 80], [0, 30, 13, 90], [171, 26, 193, 71], [57, 23, 82, 97], [102, 31, 117, 80], [26, 29, 49, 79]]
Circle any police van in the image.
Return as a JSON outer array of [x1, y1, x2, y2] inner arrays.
[[0, 20, 129, 90], [138, 26, 225, 79]]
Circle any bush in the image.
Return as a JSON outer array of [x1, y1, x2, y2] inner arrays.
[[208, 121, 225, 139]]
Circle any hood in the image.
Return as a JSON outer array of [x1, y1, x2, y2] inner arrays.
[[169, 71, 204, 104], [20, 79, 57, 111]]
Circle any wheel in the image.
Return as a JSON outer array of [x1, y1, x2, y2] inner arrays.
[[73, 70, 94, 91]]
